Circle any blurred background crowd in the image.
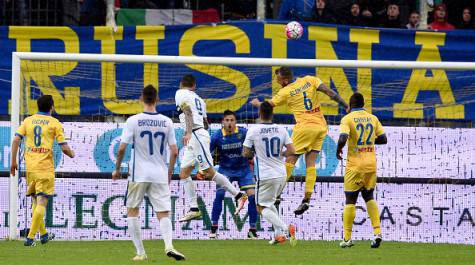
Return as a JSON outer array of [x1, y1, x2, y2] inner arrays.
[[0, 0, 473, 30]]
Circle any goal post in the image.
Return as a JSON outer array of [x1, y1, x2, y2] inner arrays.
[[8, 52, 475, 241]]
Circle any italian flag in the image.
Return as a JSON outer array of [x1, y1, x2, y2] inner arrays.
[[117, 8, 220, 25]]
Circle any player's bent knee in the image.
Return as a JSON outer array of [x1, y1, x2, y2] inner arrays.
[[345, 191, 359, 205], [286, 155, 298, 164], [202, 167, 216, 179], [361, 189, 374, 202]]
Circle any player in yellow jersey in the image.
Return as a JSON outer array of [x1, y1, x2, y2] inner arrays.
[[252, 67, 349, 215], [10, 95, 75, 247], [336, 92, 387, 248]]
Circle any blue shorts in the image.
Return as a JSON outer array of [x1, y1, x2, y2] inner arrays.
[[218, 170, 255, 190]]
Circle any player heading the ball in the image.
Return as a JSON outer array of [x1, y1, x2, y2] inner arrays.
[[175, 74, 248, 222], [251, 67, 349, 215]]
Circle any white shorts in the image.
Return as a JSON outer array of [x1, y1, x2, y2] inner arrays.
[[125, 182, 171, 212], [256, 177, 286, 208], [180, 128, 213, 171]]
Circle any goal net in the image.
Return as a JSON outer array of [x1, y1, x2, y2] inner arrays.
[[3, 52, 475, 244]]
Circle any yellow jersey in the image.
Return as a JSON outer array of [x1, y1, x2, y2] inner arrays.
[[16, 113, 65, 173], [339, 109, 385, 173], [271, 76, 327, 127]]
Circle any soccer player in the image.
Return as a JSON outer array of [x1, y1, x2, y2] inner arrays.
[[175, 74, 247, 222], [209, 110, 258, 239], [251, 67, 349, 215], [10, 95, 75, 247], [242, 101, 297, 246], [336, 92, 387, 248], [112, 85, 185, 261]]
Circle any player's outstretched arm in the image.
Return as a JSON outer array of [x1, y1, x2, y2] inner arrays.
[[168, 144, 178, 183], [112, 143, 128, 180], [336, 135, 348, 160], [375, 134, 387, 145], [60, 144, 75, 158], [317, 83, 349, 112], [9, 135, 21, 176]]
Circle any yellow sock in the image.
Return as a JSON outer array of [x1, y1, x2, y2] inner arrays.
[[304, 167, 317, 200], [343, 204, 356, 241], [32, 202, 47, 236], [366, 200, 381, 235], [285, 163, 295, 182], [28, 204, 46, 239]]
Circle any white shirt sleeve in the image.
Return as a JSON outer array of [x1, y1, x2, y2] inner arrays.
[[243, 128, 255, 148], [120, 118, 134, 144], [167, 119, 177, 146]]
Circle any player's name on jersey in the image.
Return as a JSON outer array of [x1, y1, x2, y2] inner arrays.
[[137, 119, 167, 127], [31, 119, 50, 125]]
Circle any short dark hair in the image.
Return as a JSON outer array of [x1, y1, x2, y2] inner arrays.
[[410, 10, 420, 15], [275, 67, 293, 79], [37, 95, 54, 113], [350, 92, 365, 109], [142, 84, 158, 104], [259, 101, 274, 121], [181, 74, 196, 88], [223, 110, 237, 119]]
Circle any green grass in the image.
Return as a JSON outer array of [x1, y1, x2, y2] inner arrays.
[[1, 240, 474, 265]]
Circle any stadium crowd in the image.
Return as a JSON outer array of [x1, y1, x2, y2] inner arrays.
[[0, 0, 474, 30]]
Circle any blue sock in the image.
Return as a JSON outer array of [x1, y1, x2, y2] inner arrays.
[[211, 188, 225, 226], [248, 194, 257, 229]]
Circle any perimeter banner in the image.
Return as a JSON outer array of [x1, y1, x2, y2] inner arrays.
[[0, 22, 474, 121], [0, 122, 473, 179], [0, 179, 474, 244]]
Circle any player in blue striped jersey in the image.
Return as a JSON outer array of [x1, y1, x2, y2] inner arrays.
[[209, 110, 258, 239]]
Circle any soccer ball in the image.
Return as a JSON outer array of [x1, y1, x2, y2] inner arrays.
[[285, 21, 304, 40]]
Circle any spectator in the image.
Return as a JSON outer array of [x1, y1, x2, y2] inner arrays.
[[346, 3, 365, 26], [428, 4, 455, 30], [227, 0, 257, 20], [406, 11, 421, 29], [379, 3, 403, 28], [313, 0, 336, 24], [458, 7, 474, 29], [80, 0, 106, 26], [278, 0, 316, 21]]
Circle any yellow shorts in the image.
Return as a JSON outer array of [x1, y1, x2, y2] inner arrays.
[[291, 124, 327, 154], [344, 169, 376, 192], [26, 172, 55, 197]]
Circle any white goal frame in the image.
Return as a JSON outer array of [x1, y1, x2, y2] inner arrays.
[[9, 51, 475, 240]]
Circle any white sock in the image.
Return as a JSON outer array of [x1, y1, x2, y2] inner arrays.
[[127, 217, 145, 255], [212, 172, 239, 196], [182, 177, 198, 208], [262, 207, 287, 236], [159, 217, 174, 251], [269, 205, 283, 236]]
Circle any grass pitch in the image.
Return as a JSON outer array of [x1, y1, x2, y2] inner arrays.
[[1, 240, 474, 265]]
